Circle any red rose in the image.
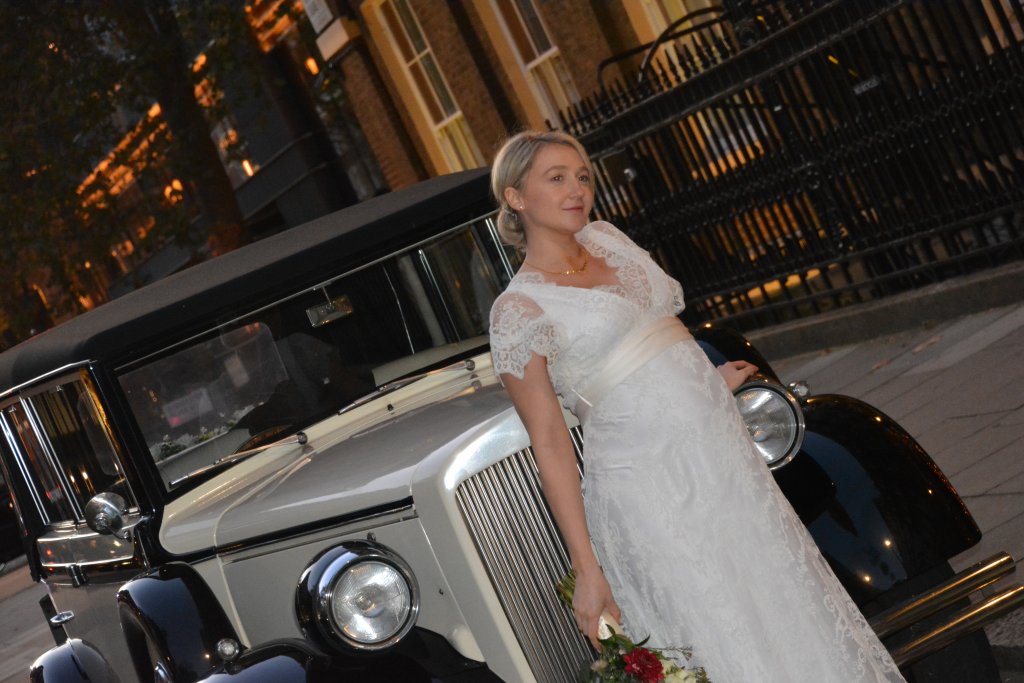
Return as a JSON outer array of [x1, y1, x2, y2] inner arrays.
[[623, 647, 665, 683]]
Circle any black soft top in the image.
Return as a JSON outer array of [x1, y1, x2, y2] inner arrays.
[[0, 169, 492, 393]]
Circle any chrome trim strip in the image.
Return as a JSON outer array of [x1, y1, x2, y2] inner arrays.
[[484, 216, 516, 281], [24, 398, 83, 521], [81, 368, 141, 513], [0, 361, 94, 402], [417, 248, 458, 338], [38, 516, 146, 568], [455, 427, 592, 683], [217, 501, 417, 560], [0, 411, 49, 524]]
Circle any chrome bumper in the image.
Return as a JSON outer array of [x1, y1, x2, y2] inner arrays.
[[870, 552, 1024, 667]]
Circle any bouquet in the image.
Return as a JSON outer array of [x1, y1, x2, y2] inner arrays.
[[557, 572, 710, 683]]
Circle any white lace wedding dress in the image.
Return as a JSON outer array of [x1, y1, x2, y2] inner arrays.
[[489, 221, 905, 683]]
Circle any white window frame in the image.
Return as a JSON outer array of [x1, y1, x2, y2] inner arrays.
[[489, 0, 578, 126], [374, 0, 483, 172]]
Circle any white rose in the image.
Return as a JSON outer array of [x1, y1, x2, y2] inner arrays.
[[597, 611, 621, 640], [659, 663, 700, 683], [664, 668, 699, 683]]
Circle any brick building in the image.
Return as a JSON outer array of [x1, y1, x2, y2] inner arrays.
[[282, 0, 717, 189]]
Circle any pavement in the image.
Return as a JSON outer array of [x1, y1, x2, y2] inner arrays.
[[759, 259, 1024, 681], [0, 555, 48, 683]]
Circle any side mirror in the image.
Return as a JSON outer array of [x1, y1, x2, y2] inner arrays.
[[84, 492, 130, 539]]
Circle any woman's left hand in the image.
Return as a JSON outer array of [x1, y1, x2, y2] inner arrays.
[[717, 360, 758, 391]]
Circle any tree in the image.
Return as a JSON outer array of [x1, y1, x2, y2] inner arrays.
[[0, 1, 255, 339]]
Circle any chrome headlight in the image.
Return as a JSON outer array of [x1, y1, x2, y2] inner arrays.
[[734, 381, 805, 469], [296, 541, 419, 652]]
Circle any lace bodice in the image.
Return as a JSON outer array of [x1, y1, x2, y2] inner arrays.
[[488, 221, 684, 413]]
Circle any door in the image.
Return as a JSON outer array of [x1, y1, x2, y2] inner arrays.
[[0, 370, 146, 681]]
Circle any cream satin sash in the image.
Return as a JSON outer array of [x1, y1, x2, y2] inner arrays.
[[572, 316, 691, 423]]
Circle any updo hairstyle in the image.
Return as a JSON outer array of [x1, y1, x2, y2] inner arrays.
[[491, 130, 595, 250]]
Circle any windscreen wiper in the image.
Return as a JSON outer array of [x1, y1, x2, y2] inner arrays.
[[336, 358, 477, 416], [168, 431, 308, 488]]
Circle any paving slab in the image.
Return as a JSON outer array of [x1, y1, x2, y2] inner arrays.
[[950, 507, 1024, 573], [917, 413, 1004, 461], [909, 306, 1024, 374], [992, 470, 1024, 495], [998, 409, 1024, 427], [934, 429, 1024, 484], [960, 493, 1024, 534], [0, 565, 47, 682]]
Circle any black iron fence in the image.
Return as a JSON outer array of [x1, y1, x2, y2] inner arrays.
[[560, 0, 1024, 329]]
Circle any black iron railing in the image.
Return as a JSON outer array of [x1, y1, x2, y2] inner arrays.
[[560, 0, 1024, 329]]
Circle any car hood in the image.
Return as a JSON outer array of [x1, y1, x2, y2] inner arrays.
[[160, 358, 516, 555]]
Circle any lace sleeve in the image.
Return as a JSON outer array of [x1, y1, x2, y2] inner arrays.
[[488, 291, 565, 380], [585, 220, 649, 256], [669, 276, 686, 315]]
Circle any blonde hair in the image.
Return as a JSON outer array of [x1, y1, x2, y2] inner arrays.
[[491, 130, 595, 249]]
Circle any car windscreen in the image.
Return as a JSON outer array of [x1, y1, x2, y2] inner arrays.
[[117, 218, 517, 491]]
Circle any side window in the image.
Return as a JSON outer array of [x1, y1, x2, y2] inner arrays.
[[1, 403, 77, 524], [28, 379, 128, 515], [0, 373, 131, 526], [417, 227, 507, 337]]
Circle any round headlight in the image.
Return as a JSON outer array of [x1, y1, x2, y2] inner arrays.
[[330, 560, 412, 644], [734, 382, 805, 468], [296, 541, 419, 652]]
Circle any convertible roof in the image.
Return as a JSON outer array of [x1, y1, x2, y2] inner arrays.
[[0, 168, 492, 393]]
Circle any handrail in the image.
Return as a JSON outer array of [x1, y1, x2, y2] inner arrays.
[[596, 6, 725, 91], [637, 6, 726, 86]]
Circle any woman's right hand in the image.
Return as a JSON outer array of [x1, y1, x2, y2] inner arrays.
[[572, 565, 622, 649]]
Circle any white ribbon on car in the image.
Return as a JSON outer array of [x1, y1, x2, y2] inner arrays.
[[572, 316, 691, 424]]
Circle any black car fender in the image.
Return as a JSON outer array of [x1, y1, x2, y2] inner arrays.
[[192, 631, 503, 683], [194, 640, 328, 683], [116, 562, 501, 682], [780, 393, 980, 605], [29, 639, 118, 683], [116, 562, 241, 683]]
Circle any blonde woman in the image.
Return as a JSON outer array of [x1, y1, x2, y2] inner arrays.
[[488, 130, 905, 682]]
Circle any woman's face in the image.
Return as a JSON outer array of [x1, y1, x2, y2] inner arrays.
[[506, 143, 594, 239]]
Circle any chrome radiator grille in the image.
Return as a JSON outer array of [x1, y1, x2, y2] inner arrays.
[[455, 426, 592, 683]]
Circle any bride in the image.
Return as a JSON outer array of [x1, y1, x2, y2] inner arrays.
[[487, 130, 906, 682]]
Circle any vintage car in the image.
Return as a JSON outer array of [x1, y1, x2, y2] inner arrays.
[[1, 169, 1019, 683]]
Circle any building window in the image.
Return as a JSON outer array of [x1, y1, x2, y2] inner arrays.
[[194, 67, 260, 188], [376, 0, 483, 171], [492, 0, 578, 125]]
